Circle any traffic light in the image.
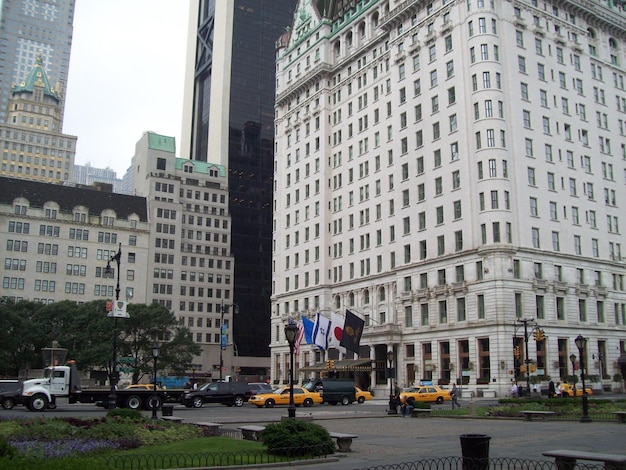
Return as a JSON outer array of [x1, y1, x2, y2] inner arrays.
[[533, 329, 545, 341], [514, 346, 521, 359], [325, 360, 335, 369]]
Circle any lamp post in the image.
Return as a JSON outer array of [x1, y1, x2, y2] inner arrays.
[[151, 342, 160, 420], [284, 322, 298, 419], [387, 350, 397, 415], [219, 301, 238, 382], [575, 335, 592, 423], [104, 243, 122, 410], [569, 354, 577, 394]]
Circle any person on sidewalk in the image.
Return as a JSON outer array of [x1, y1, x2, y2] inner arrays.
[[450, 383, 460, 409], [401, 396, 416, 417]]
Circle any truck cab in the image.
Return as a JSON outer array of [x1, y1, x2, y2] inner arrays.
[[21, 365, 72, 411]]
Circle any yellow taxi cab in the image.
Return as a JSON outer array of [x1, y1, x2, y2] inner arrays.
[[560, 383, 593, 397], [355, 387, 373, 403], [399, 385, 451, 404], [249, 386, 323, 408], [124, 384, 163, 390]]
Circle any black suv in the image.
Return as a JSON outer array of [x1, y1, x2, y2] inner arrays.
[[181, 382, 253, 408]]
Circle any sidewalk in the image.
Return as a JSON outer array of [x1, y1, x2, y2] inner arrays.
[[286, 412, 626, 469]]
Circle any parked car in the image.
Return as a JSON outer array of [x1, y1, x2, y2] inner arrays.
[[247, 382, 274, 394], [181, 381, 253, 408], [249, 386, 322, 408], [560, 383, 593, 397], [0, 380, 22, 410], [355, 387, 373, 403], [399, 385, 451, 404], [124, 384, 163, 390]]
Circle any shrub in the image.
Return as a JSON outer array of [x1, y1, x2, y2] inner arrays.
[[0, 435, 16, 459], [262, 420, 335, 457], [413, 401, 431, 409], [106, 408, 142, 420]]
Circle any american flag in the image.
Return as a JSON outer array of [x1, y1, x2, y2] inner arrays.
[[288, 317, 304, 354]]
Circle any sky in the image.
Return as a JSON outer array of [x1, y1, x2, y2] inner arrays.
[[63, 1, 190, 176]]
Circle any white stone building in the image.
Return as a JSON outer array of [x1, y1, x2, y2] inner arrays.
[[270, 0, 626, 397]]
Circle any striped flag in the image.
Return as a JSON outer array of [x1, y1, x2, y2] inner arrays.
[[288, 317, 304, 354]]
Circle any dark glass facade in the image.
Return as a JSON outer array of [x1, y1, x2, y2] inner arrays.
[[190, 0, 296, 358]]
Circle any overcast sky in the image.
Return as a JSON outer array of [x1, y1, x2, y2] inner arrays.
[[63, 1, 190, 176]]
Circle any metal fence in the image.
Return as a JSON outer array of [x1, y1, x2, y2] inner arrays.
[[99, 443, 331, 470], [356, 456, 604, 470]]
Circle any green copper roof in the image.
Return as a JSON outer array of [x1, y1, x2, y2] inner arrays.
[[175, 158, 226, 177], [11, 53, 61, 102], [147, 132, 176, 153]]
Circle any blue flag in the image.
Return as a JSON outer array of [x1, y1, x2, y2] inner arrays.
[[301, 315, 314, 344]]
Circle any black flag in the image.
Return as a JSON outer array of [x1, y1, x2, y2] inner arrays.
[[340, 309, 365, 354]]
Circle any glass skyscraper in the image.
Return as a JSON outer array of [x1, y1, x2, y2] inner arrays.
[[183, 0, 296, 358]]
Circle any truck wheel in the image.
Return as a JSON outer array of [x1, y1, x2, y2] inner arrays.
[[126, 395, 142, 410], [233, 395, 245, 407], [1, 397, 16, 410], [303, 398, 313, 407], [265, 399, 275, 408], [192, 397, 203, 408], [29, 394, 48, 411], [147, 395, 162, 410], [341, 395, 350, 405]]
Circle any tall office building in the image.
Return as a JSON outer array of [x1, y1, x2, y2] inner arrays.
[[0, 0, 75, 126], [271, 0, 626, 396], [182, 1, 297, 359], [0, 53, 77, 183]]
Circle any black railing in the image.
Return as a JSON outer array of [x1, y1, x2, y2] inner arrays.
[[357, 456, 603, 470], [99, 443, 331, 470]]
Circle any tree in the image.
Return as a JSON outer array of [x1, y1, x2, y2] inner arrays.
[[0, 300, 200, 384]]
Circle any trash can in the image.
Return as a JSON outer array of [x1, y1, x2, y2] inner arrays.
[[460, 434, 490, 470], [161, 405, 174, 417]]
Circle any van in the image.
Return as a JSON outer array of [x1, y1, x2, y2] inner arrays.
[[303, 379, 356, 405]]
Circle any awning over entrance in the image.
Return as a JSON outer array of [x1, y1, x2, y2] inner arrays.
[[298, 359, 373, 372]]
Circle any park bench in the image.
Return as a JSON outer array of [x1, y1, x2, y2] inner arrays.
[[195, 422, 223, 435], [520, 410, 555, 421], [238, 425, 266, 441], [614, 411, 626, 423], [410, 408, 432, 418], [161, 416, 184, 423], [543, 450, 626, 470], [329, 432, 358, 452]]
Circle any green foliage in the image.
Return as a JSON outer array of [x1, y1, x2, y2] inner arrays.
[[413, 401, 431, 409], [0, 299, 200, 381], [106, 408, 143, 420], [0, 434, 16, 459], [262, 420, 335, 457], [614, 374, 623, 383]]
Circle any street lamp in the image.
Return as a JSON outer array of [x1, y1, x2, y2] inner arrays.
[[387, 350, 397, 415], [575, 335, 592, 423], [151, 342, 160, 420], [104, 243, 122, 410], [569, 354, 577, 394], [284, 322, 298, 419], [219, 301, 238, 382]]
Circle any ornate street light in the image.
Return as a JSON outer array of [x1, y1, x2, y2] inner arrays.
[[387, 350, 397, 415], [284, 322, 298, 419], [151, 342, 160, 420], [104, 243, 122, 409], [575, 335, 592, 423]]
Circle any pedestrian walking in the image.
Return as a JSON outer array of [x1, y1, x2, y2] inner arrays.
[[548, 380, 556, 398], [450, 383, 460, 409], [511, 381, 519, 398]]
